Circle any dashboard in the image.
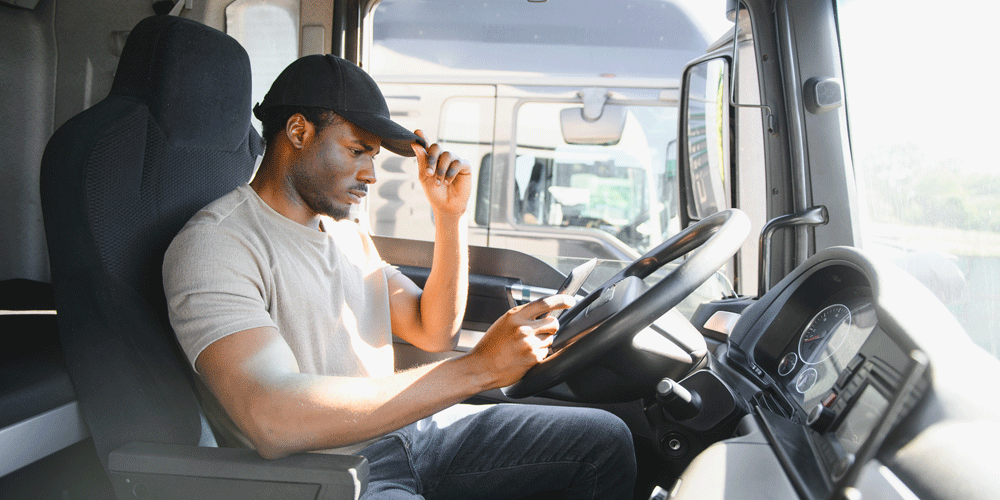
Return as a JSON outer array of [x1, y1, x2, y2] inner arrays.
[[718, 252, 931, 499], [655, 246, 1000, 500]]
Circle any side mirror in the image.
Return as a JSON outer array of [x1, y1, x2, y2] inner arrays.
[[559, 88, 627, 145], [679, 58, 731, 223]]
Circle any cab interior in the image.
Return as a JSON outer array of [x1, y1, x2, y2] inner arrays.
[[2, 1, 998, 499]]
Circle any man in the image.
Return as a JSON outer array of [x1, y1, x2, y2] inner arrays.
[[163, 54, 635, 499]]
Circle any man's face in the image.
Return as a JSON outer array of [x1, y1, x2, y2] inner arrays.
[[289, 117, 380, 221]]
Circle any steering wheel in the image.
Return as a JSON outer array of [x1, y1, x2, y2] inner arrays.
[[503, 209, 750, 399]]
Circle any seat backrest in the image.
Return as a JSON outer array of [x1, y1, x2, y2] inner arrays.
[[40, 15, 262, 470]]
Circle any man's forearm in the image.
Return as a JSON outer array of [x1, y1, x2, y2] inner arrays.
[[200, 294, 572, 461], [246, 353, 490, 459], [416, 210, 469, 349]]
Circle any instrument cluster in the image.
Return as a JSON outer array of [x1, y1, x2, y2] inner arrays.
[[775, 288, 877, 411], [732, 258, 925, 494]]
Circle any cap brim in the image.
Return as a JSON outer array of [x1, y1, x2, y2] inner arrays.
[[339, 111, 426, 157]]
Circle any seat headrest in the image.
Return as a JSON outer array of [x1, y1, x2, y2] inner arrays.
[[111, 15, 252, 151]]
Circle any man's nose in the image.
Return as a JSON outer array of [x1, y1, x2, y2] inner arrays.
[[358, 160, 377, 185]]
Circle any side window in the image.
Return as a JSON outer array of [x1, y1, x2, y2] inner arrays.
[[438, 97, 496, 231], [513, 101, 680, 258], [838, 0, 1000, 359], [226, 0, 300, 134]]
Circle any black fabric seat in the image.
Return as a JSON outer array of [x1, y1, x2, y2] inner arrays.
[[41, 13, 260, 460], [40, 15, 366, 499]]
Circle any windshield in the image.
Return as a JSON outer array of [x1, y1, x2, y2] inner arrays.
[[837, 0, 1000, 359], [514, 102, 679, 254], [367, 0, 736, 311], [368, 0, 733, 258], [370, 0, 712, 80]]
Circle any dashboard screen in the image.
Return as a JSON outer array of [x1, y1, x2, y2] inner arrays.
[[835, 384, 889, 455]]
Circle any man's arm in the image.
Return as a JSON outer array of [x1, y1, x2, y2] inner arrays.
[[196, 295, 574, 459], [387, 131, 472, 352]]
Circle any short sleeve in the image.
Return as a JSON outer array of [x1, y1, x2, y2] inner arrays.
[[163, 222, 277, 372]]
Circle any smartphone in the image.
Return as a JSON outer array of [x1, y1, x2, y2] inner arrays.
[[548, 258, 597, 318]]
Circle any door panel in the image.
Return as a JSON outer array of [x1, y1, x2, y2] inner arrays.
[[373, 235, 566, 370]]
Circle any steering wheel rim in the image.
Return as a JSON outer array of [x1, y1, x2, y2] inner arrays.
[[503, 209, 750, 399]]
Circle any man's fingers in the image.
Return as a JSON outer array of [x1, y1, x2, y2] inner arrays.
[[536, 332, 555, 347], [411, 129, 428, 160], [443, 159, 471, 184], [412, 130, 440, 178], [533, 335, 555, 362], [411, 129, 470, 188], [529, 315, 561, 337], [422, 144, 441, 178], [519, 294, 577, 320], [431, 151, 453, 183]]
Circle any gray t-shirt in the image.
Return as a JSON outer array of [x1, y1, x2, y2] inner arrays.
[[163, 184, 400, 453]]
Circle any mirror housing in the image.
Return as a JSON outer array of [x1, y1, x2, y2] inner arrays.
[[559, 88, 627, 145], [679, 57, 731, 224], [559, 106, 626, 145]]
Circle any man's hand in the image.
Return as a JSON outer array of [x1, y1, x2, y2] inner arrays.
[[466, 294, 577, 389], [412, 129, 472, 216]]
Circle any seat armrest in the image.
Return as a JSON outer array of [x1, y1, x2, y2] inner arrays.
[[108, 442, 368, 500]]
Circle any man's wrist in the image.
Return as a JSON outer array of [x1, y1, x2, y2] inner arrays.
[[432, 210, 468, 227], [446, 352, 499, 393]]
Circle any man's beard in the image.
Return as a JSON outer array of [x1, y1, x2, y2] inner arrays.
[[308, 184, 367, 221], [325, 204, 351, 221], [288, 168, 367, 222]]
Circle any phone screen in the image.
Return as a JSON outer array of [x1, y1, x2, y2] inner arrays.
[[548, 258, 597, 318]]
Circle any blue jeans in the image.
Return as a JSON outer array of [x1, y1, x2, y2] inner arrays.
[[357, 404, 636, 499]]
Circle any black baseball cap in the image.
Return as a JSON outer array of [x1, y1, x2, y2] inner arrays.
[[253, 54, 425, 157]]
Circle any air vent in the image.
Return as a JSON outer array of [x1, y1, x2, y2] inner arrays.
[[752, 389, 796, 421]]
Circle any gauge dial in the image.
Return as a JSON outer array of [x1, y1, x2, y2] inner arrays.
[[795, 367, 818, 393], [798, 304, 852, 365], [778, 352, 798, 376]]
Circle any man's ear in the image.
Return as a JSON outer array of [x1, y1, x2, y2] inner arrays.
[[285, 114, 312, 149]]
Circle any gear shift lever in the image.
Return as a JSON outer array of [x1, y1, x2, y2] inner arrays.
[[655, 378, 702, 421]]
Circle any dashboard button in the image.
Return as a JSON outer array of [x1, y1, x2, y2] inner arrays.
[[846, 377, 863, 394], [833, 398, 846, 413], [837, 355, 866, 388], [836, 368, 853, 388], [848, 355, 865, 372], [822, 391, 838, 407]]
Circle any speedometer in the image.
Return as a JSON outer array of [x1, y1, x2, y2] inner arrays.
[[798, 304, 852, 365]]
